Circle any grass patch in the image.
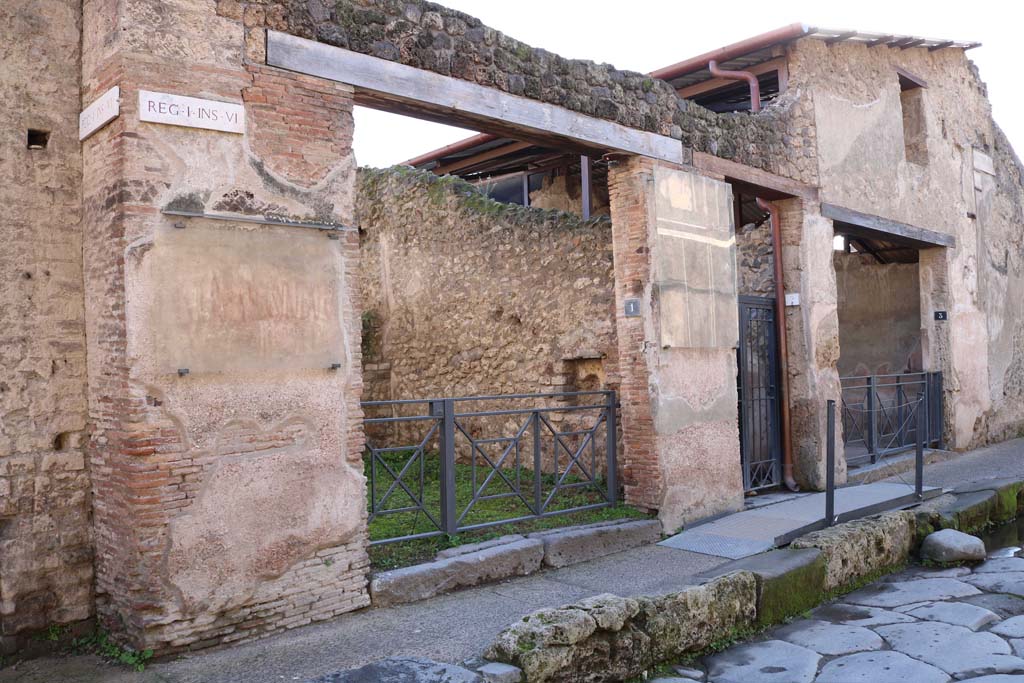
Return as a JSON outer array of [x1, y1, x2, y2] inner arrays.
[[72, 630, 153, 672], [366, 450, 648, 570]]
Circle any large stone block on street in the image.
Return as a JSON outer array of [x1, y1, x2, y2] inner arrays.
[[485, 594, 649, 683], [705, 640, 820, 683], [875, 621, 1024, 678], [637, 571, 758, 661], [698, 547, 825, 626], [370, 538, 544, 607], [921, 528, 987, 563], [791, 511, 915, 590], [528, 519, 662, 568]]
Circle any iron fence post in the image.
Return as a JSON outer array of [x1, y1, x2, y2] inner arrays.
[[826, 399, 836, 527], [933, 371, 945, 450], [916, 392, 925, 500], [533, 410, 542, 515], [866, 375, 877, 462], [438, 398, 457, 535], [605, 390, 617, 504]]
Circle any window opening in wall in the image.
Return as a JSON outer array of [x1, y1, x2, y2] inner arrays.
[[27, 129, 49, 149], [897, 68, 928, 166]]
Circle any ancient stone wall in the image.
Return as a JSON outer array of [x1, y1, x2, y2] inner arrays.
[[0, 0, 93, 649], [835, 255, 922, 378], [79, 2, 369, 654], [789, 37, 1024, 448], [357, 166, 619, 458], [736, 220, 775, 298]]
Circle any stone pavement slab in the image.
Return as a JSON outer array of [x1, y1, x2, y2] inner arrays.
[[903, 600, 1000, 630], [772, 620, 883, 656], [874, 621, 1024, 678], [704, 640, 820, 683], [993, 616, 1024, 639], [844, 577, 980, 608], [809, 602, 916, 627], [815, 651, 948, 683], [976, 557, 1024, 573], [965, 572, 1024, 595]]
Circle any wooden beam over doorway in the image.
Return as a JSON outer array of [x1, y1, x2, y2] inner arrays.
[[821, 203, 956, 248], [693, 151, 818, 201], [267, 31, 685, 164]]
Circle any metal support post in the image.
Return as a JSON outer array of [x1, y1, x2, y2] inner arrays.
[[533, 410, 543, 515], [605, 390, 618, 504], [915, 393, 925, 500], [866, 375, 878, 462], [580, 155, 591, 220], [826, 399, 836, 526], [438, 398, 457, 535]]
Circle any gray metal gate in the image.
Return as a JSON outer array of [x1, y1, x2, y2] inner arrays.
[[737, 296, 782, 491], [362, 391, 617, 545]]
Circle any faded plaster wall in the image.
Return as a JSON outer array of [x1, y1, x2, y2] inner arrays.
[[0, 0, 93, 648], [80, 3, 368, 653], [608, 158, 743, 532], [835, 254, 922, 378], [789, 37, 1024, 448]]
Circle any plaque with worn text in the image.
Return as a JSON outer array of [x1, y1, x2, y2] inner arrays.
[[141, 223, 344, 374]]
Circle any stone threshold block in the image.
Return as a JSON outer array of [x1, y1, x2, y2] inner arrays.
[[527, 519, 663, 568], [370, 538, 544, 608], [369, 519, 662, 608]]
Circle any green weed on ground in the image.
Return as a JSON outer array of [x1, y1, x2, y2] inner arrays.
[[72, 631, 153, 672], [365, 450, 649, 570]]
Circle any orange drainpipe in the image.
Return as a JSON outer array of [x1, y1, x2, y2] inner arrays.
[[757, 197, 799, 491], [708, 60, 762, 113]]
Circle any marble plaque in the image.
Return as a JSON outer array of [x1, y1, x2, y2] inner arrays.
[[79, 86, 120, 141], [138, 90, 245, 134], [653, 167, 738, 349], [144, 224, 343, 374]]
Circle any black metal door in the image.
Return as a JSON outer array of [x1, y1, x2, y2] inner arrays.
[[737, 296, 782, 491]]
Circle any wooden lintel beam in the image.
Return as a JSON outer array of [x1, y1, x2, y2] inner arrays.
[[821, 203, 956, 248], [267, 31, 683, 164], [692, 151, 818, 201], [433, 140, 534, 175]]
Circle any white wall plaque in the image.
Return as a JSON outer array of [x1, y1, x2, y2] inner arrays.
[[79, 86, 120, 141], [138, 90, 245, 134]]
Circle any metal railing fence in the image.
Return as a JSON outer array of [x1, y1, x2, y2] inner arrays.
[[840, 371, 943, 466], [362, 391, 617, 545]]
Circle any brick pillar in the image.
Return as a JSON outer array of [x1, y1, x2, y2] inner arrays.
[[608, 156, 744, 533], [80, 10, 368, 652], [777, 199, 845, 489]]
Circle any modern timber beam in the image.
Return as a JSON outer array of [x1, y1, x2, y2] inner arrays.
[[266, 31, 685, 164], [821, 203, 956, 248]]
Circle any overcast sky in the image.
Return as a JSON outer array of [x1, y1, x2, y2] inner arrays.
[[352, 0, 1022, 169]]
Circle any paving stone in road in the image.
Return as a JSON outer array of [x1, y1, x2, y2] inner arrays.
[[814, 651, 949, 683], [976, 558, 1024, 573], [844, 577, 981, 608], [772, 620, 883, 656], [965, 572, 1024, 596], [965, 677, 1024, 683], [962, 593, 1024, 619], [874, 621, 1024, 678], [809, 602, 916, 627], [988, 546, 1022, 559], [903, 600, 1001, 630], [704, 640, 819, 683], [993, 616, 1024, 638]]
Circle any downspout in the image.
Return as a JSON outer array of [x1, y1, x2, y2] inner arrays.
[[756, 198, 799, 491], [708, 60, 762, 113]]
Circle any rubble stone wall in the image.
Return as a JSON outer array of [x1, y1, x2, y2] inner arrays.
[[357, 166, 619, 463], [0, 0, 93, 648]]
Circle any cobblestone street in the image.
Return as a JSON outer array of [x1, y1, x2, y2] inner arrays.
[[665, 546, 1024, 682]]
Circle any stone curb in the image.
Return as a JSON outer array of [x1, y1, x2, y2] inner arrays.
[[370, 538, 544, 608], [370, 519, 661, 608], [526, 519, 663, 568], [482, 476, 1024, 682]]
